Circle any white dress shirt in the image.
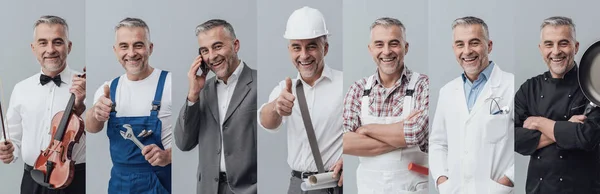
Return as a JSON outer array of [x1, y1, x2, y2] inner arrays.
[[215, 60, 244, 172], [258, 65, 344, 172], [92, 68, 173, 149], [3, 67, 86, 166]]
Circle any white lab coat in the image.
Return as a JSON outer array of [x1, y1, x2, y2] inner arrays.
[[429, 64, 515, 194]]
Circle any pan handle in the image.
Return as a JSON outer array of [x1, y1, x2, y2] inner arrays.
[[584, 102, 598, 116]]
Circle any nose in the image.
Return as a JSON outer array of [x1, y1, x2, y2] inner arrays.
[[46, 43, 58, 55], [462, 44, 474, 55], [126, 47, 136, 58], [551, 45, 561, 55], [208, 49, 219, 63], [299, 48, 309, 60], [382, 44, 392, 55]]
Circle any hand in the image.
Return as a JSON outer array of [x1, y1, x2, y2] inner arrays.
[[568, 115, 586, 124], [0, 141, 15, 164], [436, 176, 448, 186], [524, 116, 541, 130], [497, 175, 513, 187], [92, 85, 113, 122], [274, 77, 295, 116], [187, 55, 209, 102], [355, 126, 368, 135], [71, 74, 86, 115], [141, 144, 171, 167], [330, 158, 343, 187]]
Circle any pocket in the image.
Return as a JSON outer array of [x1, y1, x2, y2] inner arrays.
[[484, 114, 509, 143], [488, 178, 513, 194], [437, 179, 452, 194]]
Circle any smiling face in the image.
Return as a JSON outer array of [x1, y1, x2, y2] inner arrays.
[[197, 26, 240, 81], [113, 27, 153, 76], [539, 25, 579, 78], [288, 36, 328, 83], [368, 25, 408, 76], [31, 23, 71, 75], [452, 24, 493, 81]]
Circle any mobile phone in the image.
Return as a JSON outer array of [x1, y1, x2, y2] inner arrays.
[[197, 48, 209, 75]]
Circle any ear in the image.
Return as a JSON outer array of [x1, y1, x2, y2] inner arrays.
[[233, 39, 240, 53], [67, 41, 72, 54], [149, 42, 154, 55], [404, 42, 410, 55], [30, 43, 35, 53], [113, 45, 117, 56], [323, 42, 329, 56], [575, 41, 580, 54], [487, 40, 493, 54]]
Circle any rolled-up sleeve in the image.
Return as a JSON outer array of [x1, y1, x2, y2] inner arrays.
[[403, 76, 429, 152]]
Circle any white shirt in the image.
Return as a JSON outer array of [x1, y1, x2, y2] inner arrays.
[[216, 60, 244, 172], [93, 68, 173, 149], [3, 67, 86, 165], [258, 65, 344, 172]]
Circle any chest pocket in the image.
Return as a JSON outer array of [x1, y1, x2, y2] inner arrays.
[[483, 114, 510, 143]]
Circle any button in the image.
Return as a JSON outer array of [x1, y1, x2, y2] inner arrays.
[[568, 94, 572, 98], [214, 178, 219, 182], [540, 178, 543, 181], [564, 115, 567, 118], [544, 78, 548, 81], [541, 95, 544, 98], [559, 155, 563, 159], [537, 156, 541, 159], [560, 178, 563, 181]]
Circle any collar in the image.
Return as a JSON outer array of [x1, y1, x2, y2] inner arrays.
[[295, 64, 334, 86], [216, 60, 244, 85], [372, 65, 411, 87], [39, 65, 74, 86], [543, 61, 578, 82], [462, 61, 494, 83]]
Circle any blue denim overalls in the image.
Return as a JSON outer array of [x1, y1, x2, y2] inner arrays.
[[106, 70, 171, 194]]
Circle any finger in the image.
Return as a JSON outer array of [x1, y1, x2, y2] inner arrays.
[[100, 97, 113, 107], [0, 154, 11, 160], [279, 99, 294, 109], [285, 77, 293, 93], [149, 152, 162, 166], [103, 84, 110, 98], [282, 93, 296, 102], [338, 172, 343, 186], [141, 145, 155, 156], [406, 110, 424, 121], [189, 56, 203, 76]]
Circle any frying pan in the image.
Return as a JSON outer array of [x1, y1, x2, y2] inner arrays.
[[578, 40, 600, 115]]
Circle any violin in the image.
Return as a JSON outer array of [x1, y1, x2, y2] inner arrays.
[[31, 68, 86, 189]]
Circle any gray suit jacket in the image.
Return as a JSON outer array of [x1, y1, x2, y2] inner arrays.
[[175, 63, 257, 194]]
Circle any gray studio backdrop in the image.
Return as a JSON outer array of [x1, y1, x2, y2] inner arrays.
[[342, 0, 429, 193], [85, 0, 257, 194], [256, 0, 342, 193], [427, 0, 516, 193], [0, 1, 85, 193], [512, 1, 600, 194]]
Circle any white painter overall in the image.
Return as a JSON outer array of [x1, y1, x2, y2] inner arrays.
[[356, 73, 428, 194]]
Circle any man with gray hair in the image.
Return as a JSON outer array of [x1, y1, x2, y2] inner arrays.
[[0, 15, 87, 194], [515, 16, 600, 193], [342, 17, 430, 194], [87, 17, 173, 193], [430, 16, 515, 194], [175, 19, 257, 194], [259, 6, 343, 194]]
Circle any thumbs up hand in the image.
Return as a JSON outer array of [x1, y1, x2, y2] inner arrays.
[[274, 77, 295, 116], [92, 84, 114, 122]]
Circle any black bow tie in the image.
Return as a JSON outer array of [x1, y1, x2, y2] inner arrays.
[[40, 74, 62, 87]]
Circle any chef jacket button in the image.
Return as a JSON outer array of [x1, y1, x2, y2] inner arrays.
[[560, 155, 563, 159], [560, 178, 563, 181], [568, 94, 572, 98], [540, 178, 543, 181], [537, 156, 540, 159], [564, 115, 567, 118], [544, 78, 548, 81], [541, 95, 544, 98]]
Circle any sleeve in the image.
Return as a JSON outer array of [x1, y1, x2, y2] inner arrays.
[[341, 79, 364, 133], [503, 163, 515, 183], [174, 78, 204, 151], [403, 76, 429, 152], [514, 82, 543, 155], [161, 73, 173, 149], [554, 106, 600, 150], [429, 87, 449, 184], [257, 80, 285, 132], [4, 86, 23, 163]]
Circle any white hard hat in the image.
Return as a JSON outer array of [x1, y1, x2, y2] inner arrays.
[[283, 6, 329, 40]]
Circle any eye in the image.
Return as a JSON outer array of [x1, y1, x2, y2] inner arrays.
[[120, 45, 128, 50], [292, 46, 301, 51], [471, 41, 479, 46], [200, 49, 208, 55], [39, 42, 47, 46], [214, 45, 223, 50], [455, 43, 464, 47], [53, 41, 64, 46], [389, 42, 399, 47], [375, 43, 383, 47]]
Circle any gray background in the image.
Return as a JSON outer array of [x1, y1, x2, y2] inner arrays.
[[427, 0, 516, 193], [512, 1, 600, 194], [256, 0, 342, 193], [85, 0, 257, 194], [0, 0, 85, 193], [342, 0, 429, 193]]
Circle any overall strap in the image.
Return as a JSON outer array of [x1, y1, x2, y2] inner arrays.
[[151, 70, 169, 117], [361, 75, 376, 116], [109, 76, 120, 116], [400, 72, 420, 118]]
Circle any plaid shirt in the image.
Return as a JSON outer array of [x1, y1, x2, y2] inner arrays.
[[342, 67, 429, 152]]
